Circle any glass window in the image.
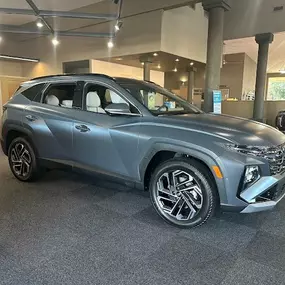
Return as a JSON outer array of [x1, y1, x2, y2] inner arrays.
[[84, 84, 139, 114], [267, 77, 285, 100], [117, 80, 202, 116], [21, 83, 45, 102], [43, 84, 76, 108]]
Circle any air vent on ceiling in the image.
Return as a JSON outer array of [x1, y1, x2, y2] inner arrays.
[[273, 5, 284, 12]]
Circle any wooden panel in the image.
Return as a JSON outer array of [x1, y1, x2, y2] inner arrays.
[[0, 76, 28, 116], [1, 78, 26, 105]]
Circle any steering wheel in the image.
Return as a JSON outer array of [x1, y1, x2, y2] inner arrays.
[[157, 104, 169, 112]]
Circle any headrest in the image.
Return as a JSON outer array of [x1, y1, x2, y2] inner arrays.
[[45, 95, 59, 106], [86, 92, 101, 107]]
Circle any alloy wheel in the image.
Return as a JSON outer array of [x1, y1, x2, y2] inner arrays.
[[10, 143, 32, 178], [154, 170, 204, 221]]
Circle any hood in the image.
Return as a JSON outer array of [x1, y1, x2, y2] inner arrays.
[[159, 113, 285, 147]]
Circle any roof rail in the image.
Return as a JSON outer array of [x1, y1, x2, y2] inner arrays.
[[31, 73, 115, 81]]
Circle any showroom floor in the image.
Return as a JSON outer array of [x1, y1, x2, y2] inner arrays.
[[1, 150, 285, 285]]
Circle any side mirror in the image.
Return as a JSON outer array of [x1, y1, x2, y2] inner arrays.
[[105, 103, 131, 115]]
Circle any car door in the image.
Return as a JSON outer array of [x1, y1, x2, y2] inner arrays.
[[72, 79, 142, 182], [23, 81, 83, 166]]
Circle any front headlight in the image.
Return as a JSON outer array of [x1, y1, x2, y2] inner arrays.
[[244, 166, 260, 188]]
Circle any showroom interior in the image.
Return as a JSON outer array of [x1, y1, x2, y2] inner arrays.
[[1, 0, 285, 284]]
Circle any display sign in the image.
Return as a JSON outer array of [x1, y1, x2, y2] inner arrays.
[[213, 90, 222, 114]]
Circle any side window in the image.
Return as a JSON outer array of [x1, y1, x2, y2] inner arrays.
[[43, 83, 76, 108], [84, 83, 139, 114], [21, 83, 45, 102]]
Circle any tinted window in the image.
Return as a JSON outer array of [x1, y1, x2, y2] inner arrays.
[[21, 84, 45, 102], [84, 83, 139, 114], [43, 83, 76, 108], [117, 80, 202, 116]]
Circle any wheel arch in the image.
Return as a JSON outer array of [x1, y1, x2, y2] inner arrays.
[[140, 143, 226, 203], [4, 124, 37, 156]]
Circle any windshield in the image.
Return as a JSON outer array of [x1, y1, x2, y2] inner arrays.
[[117, 79, 202, 115]]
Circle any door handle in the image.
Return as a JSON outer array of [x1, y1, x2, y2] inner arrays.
[[25, 115, 38, 122], [75, 125, 90, 133]]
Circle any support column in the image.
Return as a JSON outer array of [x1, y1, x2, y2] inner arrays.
[[187, 67, 197, 103], [140, 56, 152, 81], [202, 0, 231, 112], [253, 33, 274, 122], [143, 62, 151, 81]]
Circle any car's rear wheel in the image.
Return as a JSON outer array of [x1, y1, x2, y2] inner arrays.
[[149, 158, 218, 228], [8, 137, 42, 182]]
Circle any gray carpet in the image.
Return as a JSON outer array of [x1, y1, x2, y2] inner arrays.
[[1, 150, 285, 285]]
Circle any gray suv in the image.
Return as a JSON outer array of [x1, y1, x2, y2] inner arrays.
[[1, 74, 285, 228]]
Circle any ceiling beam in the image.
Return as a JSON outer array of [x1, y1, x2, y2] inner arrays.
[[40, 11, 117, 20], [0, 25, 114, 38], [25, 0, 54, 33], [0, 8, 117, 20]]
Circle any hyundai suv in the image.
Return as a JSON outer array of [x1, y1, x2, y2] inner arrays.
[[1, 74, 285, 228]]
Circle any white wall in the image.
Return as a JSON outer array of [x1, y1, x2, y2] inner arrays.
[[91, 60, 165, 86], [161, 3, 208, 63], [242, 54, 257, 96], [224, 0, 285, 40]]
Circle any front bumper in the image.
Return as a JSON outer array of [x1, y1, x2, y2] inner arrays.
[[240, 172, 285, 213]]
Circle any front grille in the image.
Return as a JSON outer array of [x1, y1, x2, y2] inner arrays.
[[228, 143, 285, 175], [258, 144, 285, 175]]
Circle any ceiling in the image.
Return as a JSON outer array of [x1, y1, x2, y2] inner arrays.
[[225, 31, 285, 73], [101, 51, 205, 73], [0, 0, 198, 41]]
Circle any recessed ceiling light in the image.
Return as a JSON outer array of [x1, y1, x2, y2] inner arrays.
[[36, 21, 44, 28], [173, 67, 177, 72], [52, 38, 59, 46], [175, 58, 179, 62], [141, 62, 145, 66], [157, 64, 161, 69], [190, 62, 194, 66], [280, 68, 285, 74], [153, 53, 158, 57], [107, 40, 114, 48]]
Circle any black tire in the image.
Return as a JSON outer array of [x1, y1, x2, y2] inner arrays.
[[149, 158, 218, 228], [8, 137, 43, 182]]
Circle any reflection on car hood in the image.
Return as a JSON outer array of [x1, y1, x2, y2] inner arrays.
[[160, 113, 285, 147]]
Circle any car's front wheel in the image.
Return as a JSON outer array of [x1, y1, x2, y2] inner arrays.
[[8, 137, 42, 182], [149, 158, 218, 228]]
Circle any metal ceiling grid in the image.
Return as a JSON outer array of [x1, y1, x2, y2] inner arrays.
[[0, 0, 123, 39]]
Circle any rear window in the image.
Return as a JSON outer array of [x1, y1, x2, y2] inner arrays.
[[20, 84, 45, 102]]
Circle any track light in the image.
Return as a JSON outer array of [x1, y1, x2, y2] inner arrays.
[[36, 20, 44, 28], [175, 58, 179, 62], [157, 64, 161, 69], [115, 21, 123, 32], [52, 38, 59, 46], [107, 40, 114, 48], [173, 67, 177, 72], [190, 62, 194, 66], [153, 53, 158, 57]]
